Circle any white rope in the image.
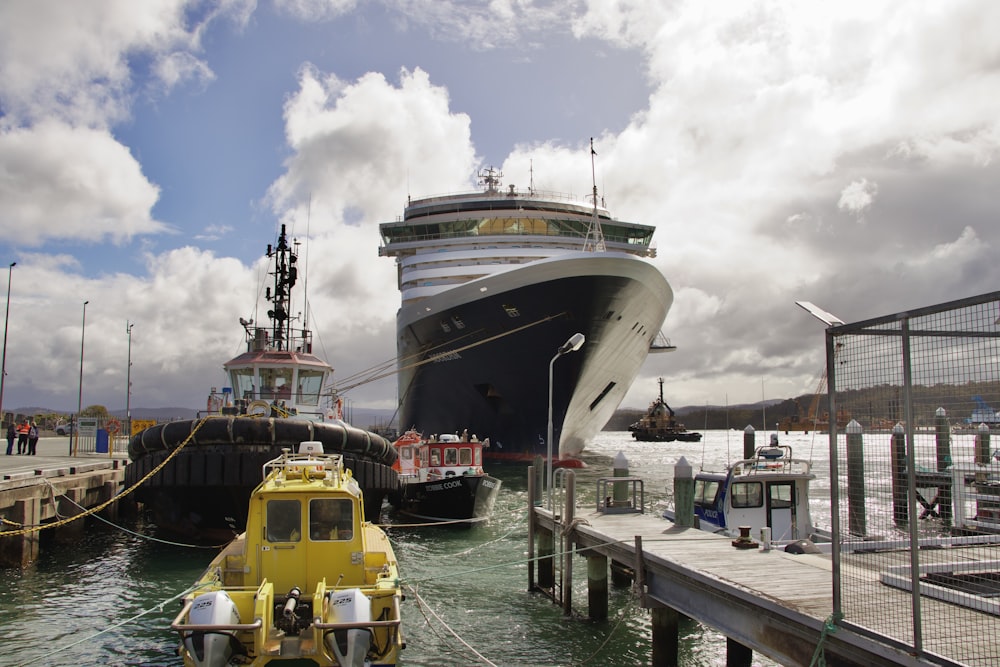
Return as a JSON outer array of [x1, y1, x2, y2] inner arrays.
[[405, 583, 498, 666]]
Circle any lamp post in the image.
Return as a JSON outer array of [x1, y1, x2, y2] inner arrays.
[[547, 332, 585, 508], [74, 300, 88, 456], [0, 262, 14, 432], [126, 321, 133, 427]]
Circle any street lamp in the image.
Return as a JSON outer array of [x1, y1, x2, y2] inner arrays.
[[74, 300, 89, 456], [0, 262, 14, 431], [547, 332, 585, 507], [126, 321, 134, 426]]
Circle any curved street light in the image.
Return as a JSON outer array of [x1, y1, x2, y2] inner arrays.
[[0, 262, 14, 431], [547, 332, 585, 508], [74, 300, 88, 456]]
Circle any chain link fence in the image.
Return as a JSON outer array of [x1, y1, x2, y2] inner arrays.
[[827, 291, 1000, 665]]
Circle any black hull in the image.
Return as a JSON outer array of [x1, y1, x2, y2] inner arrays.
[[631, 431, 703, 443], [397, 254, 671, 461], [125, 417, 400, 542], [392, 474, 501, 527]]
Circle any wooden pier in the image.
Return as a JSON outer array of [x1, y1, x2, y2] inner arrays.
[[0, 439, 131, 568], [528, 468, 994, 667]]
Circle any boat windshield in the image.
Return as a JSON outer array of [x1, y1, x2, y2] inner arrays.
[[267, 499, 302, 542], [296, 369, 324, 406], [309, 498, 354, 541]]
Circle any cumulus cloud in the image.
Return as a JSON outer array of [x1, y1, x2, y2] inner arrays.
[[838, 178, 879, 218], [0, 121, 168, 244]]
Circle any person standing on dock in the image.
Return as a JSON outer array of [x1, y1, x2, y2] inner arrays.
[[27, 421, 38, 455], [5, 422, 14, 455], [16, 419, 29, 454]]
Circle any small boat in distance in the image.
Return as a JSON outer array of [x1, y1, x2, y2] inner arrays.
[[171, 442, 405, 667], [389, 429, 502, 526], [628, 377, 702, 442]]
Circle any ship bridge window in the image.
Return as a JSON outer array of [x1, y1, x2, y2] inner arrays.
[[430, 449, 441, 466], [296, 369, 324, 406], [459, 448, 473, 466], [309, 498, 354, 541], [267, 499, 301, 542], [444, 448, 458, 465], [260, 368, 293, 401], [731, 482, 763, 508], [230, 367, 256, 400]]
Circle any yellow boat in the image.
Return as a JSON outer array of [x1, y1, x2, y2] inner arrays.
[[171, 442, 404, 666]]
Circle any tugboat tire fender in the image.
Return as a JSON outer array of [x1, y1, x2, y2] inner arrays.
[[128, 416, 398, 466]]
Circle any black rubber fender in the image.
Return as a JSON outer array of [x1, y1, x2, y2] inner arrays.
[[128, 416, 397, 466]]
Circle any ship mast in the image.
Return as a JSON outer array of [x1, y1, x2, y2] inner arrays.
[[265, 224, 298, 351], [583, 137, 606, 252]]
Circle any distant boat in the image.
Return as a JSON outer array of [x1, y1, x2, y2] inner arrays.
[[379, 156, 672, 463], [389, 429, 501, 527], [125, 225, 400, 541], [628, 377, 702, 442]]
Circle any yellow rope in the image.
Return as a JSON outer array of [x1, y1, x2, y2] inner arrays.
[[0, 416, 212, 537]]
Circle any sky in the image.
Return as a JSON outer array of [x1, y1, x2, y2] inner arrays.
[[1, 1, 999, 419]]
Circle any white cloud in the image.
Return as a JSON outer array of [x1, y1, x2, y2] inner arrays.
[[838, 178, 878, 217], [0, 121, 168, 244]]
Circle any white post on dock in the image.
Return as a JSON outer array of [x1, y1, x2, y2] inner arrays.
[[934, 407, 953, 525], [891, 422, 908, 528], [674, 456, 694, 528], [612, 451, 629, 508], [743, 424, 755, 459], [846, 419, 866, 537]]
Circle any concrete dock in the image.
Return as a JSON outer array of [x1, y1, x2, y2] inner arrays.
[[0, 436, 132, 568]]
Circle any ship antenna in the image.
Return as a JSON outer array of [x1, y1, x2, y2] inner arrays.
[[582, 137, 606, 252], [302, 195, 311, 332], [529, 159, 535, 195], [266, 224, 297, 350]]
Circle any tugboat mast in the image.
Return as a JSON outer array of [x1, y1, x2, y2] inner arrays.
[[265, 224, 298, 351]]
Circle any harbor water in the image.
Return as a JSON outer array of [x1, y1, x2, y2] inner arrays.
[[1, 430, 838, 666]]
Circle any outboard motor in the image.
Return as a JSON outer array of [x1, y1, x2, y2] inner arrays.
[[183, 591, 240, 667], [324, 588, 372, 667]]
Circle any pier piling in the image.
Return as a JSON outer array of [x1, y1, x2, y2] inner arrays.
[[846, 419, 866, 536], [673, 457, 693, 528], [586, 551, 608, 621], [891, 423, 908, 528], [743, 425, 755, 459]]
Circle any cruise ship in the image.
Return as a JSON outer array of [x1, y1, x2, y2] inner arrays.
[[378, 165, 672, 462]]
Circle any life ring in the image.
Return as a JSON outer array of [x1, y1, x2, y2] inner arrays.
[[247, 400, 271, 416], [106, 419, 121, 435]]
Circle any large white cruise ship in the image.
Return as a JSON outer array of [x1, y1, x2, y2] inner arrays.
[[378, 166, 672, 462]]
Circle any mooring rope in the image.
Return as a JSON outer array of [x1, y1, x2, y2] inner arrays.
[[0, 417, 212, 537], [808, 612, 843, 667], [15, 581, 213, 667], [405, 583, 499, 667]]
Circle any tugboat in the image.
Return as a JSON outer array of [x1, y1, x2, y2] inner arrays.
[[388, 429, 501, 526], [628, 377, 702, 442], [125, 225, 399, 541], [171, 442, 404, 666]]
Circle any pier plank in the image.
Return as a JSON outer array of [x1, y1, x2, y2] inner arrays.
[[536, 506, 998, 666]]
